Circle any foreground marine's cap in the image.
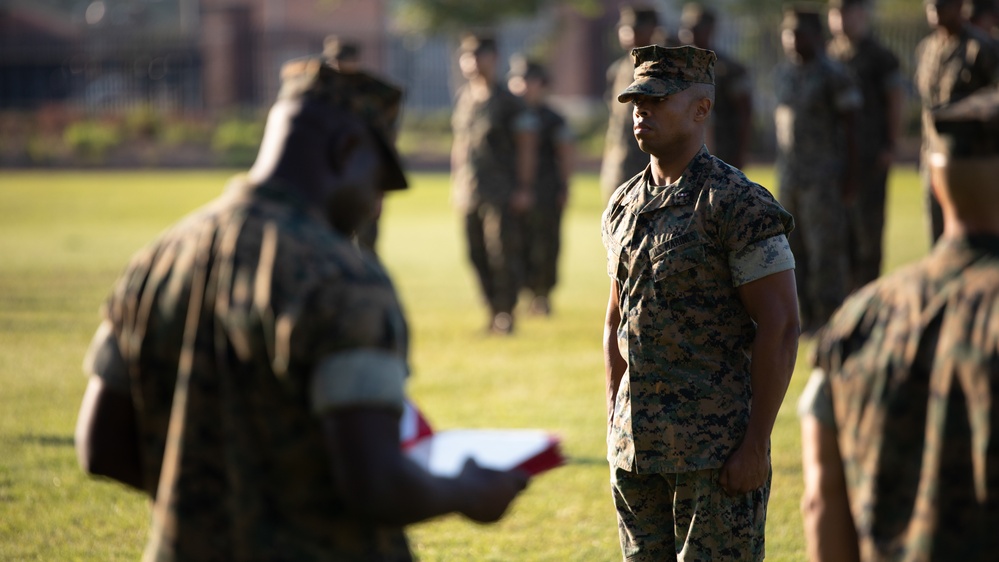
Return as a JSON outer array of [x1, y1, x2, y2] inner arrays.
[[279, 57, 407, 190], [932, 88, 999, 158], [617, 45, 716, 103]]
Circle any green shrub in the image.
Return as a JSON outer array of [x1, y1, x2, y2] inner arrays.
[[123, 104, 162, 140], [211, 116, 265, 167], [63, 121, 122, 163]]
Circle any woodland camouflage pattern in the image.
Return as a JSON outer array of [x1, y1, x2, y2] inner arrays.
[[87, 177, 413, 561], [602, 147, 794, 475], [617, 45, 716, 102], [803, 235, 999, 561]]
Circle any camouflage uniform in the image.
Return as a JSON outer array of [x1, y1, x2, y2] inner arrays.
[[774, 54, 861, 330], [83, 176, 413, 561], [828, 33, 901, 290], [600, 54, 650, 202], [522, 103, 571, 301], [800, 235, 999, 561], [915, 24, 999, 242], [603, 144, 795, 560], [710, 51, 752, 168], [451, 82, 531, 320]]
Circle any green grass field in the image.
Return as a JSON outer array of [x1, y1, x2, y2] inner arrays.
[[0, 166, 928, 561]]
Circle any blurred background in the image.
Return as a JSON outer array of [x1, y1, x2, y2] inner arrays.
[[0, 0, 924, 170]]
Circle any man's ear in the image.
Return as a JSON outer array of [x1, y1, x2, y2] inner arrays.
[[693, 96, 712, 122]]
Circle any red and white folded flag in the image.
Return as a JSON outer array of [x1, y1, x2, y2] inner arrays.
[[400, 399, 565, 478]]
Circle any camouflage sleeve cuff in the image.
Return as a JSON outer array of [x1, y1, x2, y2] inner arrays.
[[82, 320, 130, 393], [797, 368, 836, 428], [310, 349, 407, 415], [729, 235, 795, 287]]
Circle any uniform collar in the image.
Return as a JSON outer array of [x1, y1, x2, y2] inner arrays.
[[637, 145, 710, 214]]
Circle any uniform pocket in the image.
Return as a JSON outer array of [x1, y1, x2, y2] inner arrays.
[[651, 242, 705, 282]]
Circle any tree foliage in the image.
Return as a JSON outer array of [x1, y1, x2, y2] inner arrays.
[[393, 0, 600, 33]]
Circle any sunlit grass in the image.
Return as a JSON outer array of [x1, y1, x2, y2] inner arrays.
[[0, 165, 924, 560]]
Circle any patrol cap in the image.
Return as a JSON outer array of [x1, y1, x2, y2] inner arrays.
[[931, 88, 999, 158], [507, 54, 548, 83], [617, 45, 716, 103], [279, 57, 408, 190], [782, 4, 824, 33], [619, 5, 660, 28], [460, 33, 497, 56]]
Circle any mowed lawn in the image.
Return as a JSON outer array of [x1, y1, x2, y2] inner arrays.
[[0, 165, 927, 561]]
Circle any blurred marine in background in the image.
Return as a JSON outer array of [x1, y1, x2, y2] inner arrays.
[[679, 2, 753, 170], [600, 5, 663, 203], [74, 58, 528, 561], [827, 0, 903, 290], [774, 6, 861, 335], [915, 0, 999, 244], [507, 55, 574, 317], [323, 35, 404, 256], [450, 34, 538, 335], [799, 87, 999, 562]]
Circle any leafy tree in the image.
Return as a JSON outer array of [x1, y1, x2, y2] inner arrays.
[[393, 0, 600, 33]]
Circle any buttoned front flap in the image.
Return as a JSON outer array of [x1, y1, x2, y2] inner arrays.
[[651, 238, 705, 282], [606, 240, 625, 280]]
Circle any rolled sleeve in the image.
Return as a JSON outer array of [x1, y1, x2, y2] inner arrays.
[[82, 320, 130, 393], [310, 349, 407, 415], [797, 367, 836, 428], [729, 234, 795, 286]]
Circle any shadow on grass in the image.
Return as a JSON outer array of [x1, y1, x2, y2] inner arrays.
[[16, 434, 74, 447]]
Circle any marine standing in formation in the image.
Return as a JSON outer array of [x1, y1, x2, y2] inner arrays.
[[799, 87, 999, 562], [450, 34, 538, 335], [774, 6, 861, 335], [603, 45, 799, 561], [507, 56, 574, 317], [678, 2, 753, 170], [73, 59, 528, 561], [323, 35, 405, 256], [915, 0, 999, 244], [600, 5, 663, 202], [827, 0, 903, 290]]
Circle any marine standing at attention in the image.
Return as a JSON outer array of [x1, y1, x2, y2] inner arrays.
[[603, 45, 799, 561]]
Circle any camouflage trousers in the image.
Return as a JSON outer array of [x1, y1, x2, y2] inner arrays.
[[521, 203, 563, 297], [610, 465, 770, 562], [464, 202, 524, 316], [846, 157, 888, 291], [780, 179, 849, 332]]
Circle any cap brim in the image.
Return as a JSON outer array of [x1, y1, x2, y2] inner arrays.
[[617, 77, 690, 103]]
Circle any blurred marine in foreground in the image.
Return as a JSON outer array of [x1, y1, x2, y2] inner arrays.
[[74, 58, 527, 561], [799, 88, 999, 562]]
